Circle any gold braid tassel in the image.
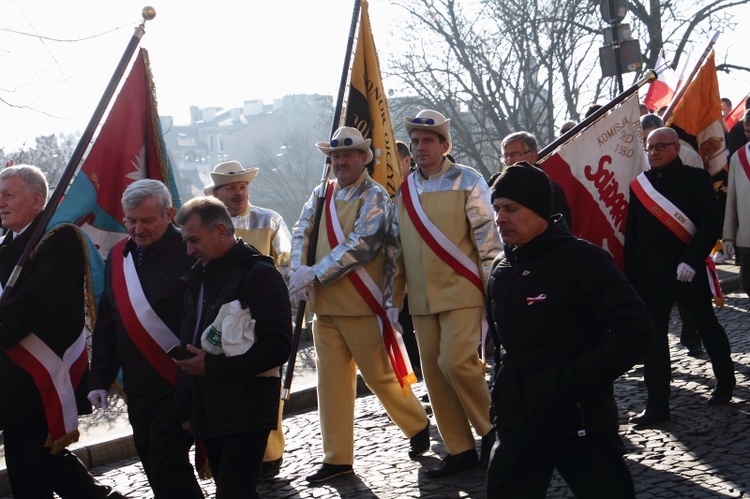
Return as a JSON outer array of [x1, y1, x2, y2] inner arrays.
[[45, 429, 80, 455]]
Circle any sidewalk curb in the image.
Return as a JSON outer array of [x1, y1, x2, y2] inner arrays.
[[0, 377, 371, 496]]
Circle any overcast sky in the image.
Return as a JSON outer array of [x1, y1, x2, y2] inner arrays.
[[2, 0, 749, 153]]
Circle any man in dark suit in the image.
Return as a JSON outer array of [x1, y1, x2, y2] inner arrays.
[[625, 127, 736, 426], [0, 164, 125, 498], [89, 179, 203, 498]]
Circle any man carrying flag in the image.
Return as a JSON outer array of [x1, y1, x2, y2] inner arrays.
[[289, 126, 429, 484], [0, 165, 125, 498], [625, 127, 735, 426]]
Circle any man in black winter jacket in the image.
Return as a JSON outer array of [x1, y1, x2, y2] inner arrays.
[[486, 162, 654, 498], [174, 196, 292, 499]]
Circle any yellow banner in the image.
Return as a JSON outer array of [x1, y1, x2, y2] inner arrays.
[[344, 0, 402, 196]]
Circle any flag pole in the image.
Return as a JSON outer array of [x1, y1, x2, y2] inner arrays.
[[663, 32, 720, 124], [282, 0, 363, 400], [538, 70, 657, 162], [0, 7, 156, 304]]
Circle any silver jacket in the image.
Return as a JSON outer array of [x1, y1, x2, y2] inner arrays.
[[232, 204, 292, 274], [394, 159, 502, 282], [291, 172, 394, 287]]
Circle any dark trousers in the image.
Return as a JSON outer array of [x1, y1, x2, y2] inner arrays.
[[3, 424, 125, 499], [203, 429, 270, 499], [676, 301, 701, 351], [487, 430, 635, 498], [644, 299, 735, 410], [128, 395, 204, 499], [738, 250, 750, 294]]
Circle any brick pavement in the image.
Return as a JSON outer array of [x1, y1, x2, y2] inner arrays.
[[0, 288, 746, 498], [27, 291, 747, 499]]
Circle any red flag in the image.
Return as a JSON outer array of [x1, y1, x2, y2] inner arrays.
[[725, 93, 749, 130], [50, 48, 180, 262], [540, 93, 648, 269]]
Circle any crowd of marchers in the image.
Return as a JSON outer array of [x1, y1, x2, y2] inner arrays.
[[0, 98, 748, 498]]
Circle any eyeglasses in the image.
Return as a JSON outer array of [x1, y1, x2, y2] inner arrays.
[[644, 142, 678, 153], [411, 117, 435, 125], [502, 150, 531, 162], [330, 137, 353, 148]]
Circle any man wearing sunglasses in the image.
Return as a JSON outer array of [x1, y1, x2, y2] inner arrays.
[[624, 127, 735, 426], [289, 126, 429, 484]]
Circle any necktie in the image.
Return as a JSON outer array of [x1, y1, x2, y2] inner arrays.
[[136, 247, 145, 267]]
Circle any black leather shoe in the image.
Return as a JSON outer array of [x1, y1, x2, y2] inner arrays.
[[425, 449, 478, 478], [687, 347, 705, 357], [708, 380, 736, 405], [629, 407, 670, 426], [409, 423, 430, 459], [306, 464, 353, 483], [479, 427, 495, 469], [259, 456, 282, 480]]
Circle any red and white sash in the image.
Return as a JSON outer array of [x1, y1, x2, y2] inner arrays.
[[0, 231, 88, 454], [324, 182, 417, 392], [111, 239, 179, 386], [738, 142, 750, 183], [630, 173, 724, 306], [401, 175, 490, 358]]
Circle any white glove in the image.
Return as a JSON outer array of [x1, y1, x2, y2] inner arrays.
[[386, 307, 400, 326], [289, 266, 316, 295], [676, 262, 696, 283], [291, 286, 313, 306], [87, 389, 108, 410], [723, 241, 735, 259]]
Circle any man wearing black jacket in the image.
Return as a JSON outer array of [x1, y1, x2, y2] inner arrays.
[[0, 165, 125, 498], [486, 163, 653, 497], [625, 127, 736, 425], [89, 179, 203, 498], [174, 196, 292, 499]]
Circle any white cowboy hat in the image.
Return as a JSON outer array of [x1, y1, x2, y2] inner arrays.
[[316, 126, 373, 164], [404, 109, 452, 154], [203, 161, 259, 195]]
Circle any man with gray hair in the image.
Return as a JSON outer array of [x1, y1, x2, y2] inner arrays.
[[0, 165, 125, 497], [492, 131, 572, 229], [89, 179, 203, 498]]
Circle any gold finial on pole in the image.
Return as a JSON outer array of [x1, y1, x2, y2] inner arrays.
[[142, 6, 157, 21]]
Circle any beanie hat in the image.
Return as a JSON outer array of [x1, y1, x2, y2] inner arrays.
[[491, 161, 552, 220]]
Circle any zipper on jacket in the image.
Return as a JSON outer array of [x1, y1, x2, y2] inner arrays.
[[575, 402, 587, 437]]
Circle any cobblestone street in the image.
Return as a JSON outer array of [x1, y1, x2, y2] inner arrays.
[[60, 292, 750, 498]]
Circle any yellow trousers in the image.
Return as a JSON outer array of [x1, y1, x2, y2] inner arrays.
[[313, 314, 428, 465], [262, 398, 285, 462], [412, 307, 492, 455]]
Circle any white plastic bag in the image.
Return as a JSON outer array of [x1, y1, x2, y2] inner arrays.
[[201, 300, 256, 357]]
